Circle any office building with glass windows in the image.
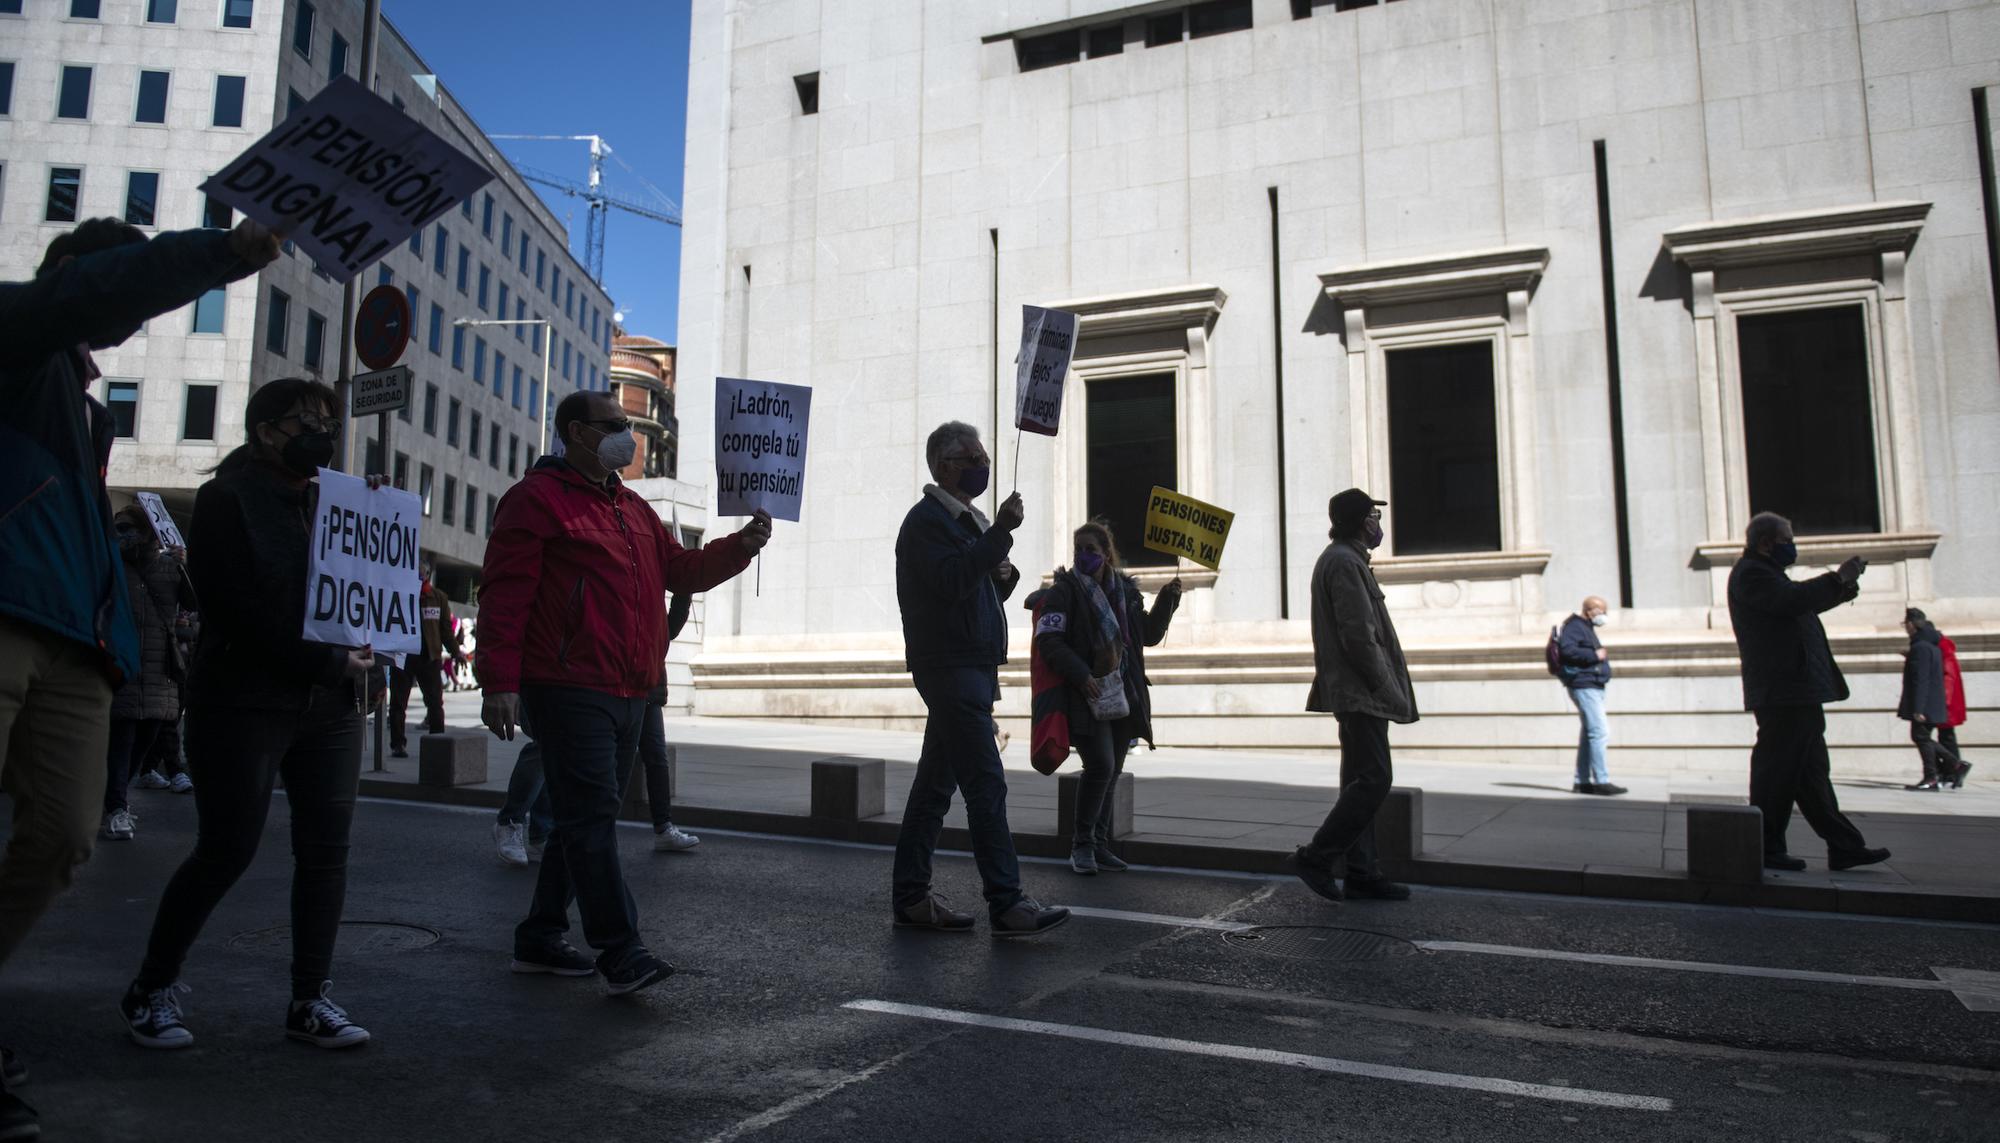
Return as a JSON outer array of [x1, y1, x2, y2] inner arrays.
[[0, 0, 614, 591], [676, 0, 1997, 772]]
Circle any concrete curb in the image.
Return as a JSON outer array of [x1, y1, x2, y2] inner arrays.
[[358, 778, 2000, 925]]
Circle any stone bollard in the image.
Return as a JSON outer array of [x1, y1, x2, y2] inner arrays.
[[620, 745, 675, 821], [1687, 804, 1764, 884], [418, 731, 488, 787], [810, 758, 885, 821], [1376, 787, 1424, 861], [1055, 771, 1135, 841]]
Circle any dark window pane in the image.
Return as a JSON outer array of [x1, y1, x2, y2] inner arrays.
[[1387, 342, 1501, 555], [393, 452, 408, 489], [1017, 29, 1079, 71], [365, 438, 383, 476], [330, 33, 348, 78], [191, 287, 225, 334], [442, 476, 456, 525], [293, 0, 314, 57], [146, 0, 177, 22], [182, 384, 217, 441], [1086, 373, 1178, 568], [46, 167, 81, 223], [793, 72, 818, 114], [213, 74, 245, 126], [1738, 306, 1881, 536], [58, 66, 91, 119], [125, 171, 159, 225], [0, 61, 14, 116], [1087, 24, 1124, 58], [0, 0, 21, 13], [1189, 0, 1253, 38], [203, 195, 232, 228], [304, 310, 325, 369], [266, 288, 289, 353], [70, 0, 101, 17], [287, 87, 303, 116], [447, 397, 461, 445], [106, 381, 138, 437], [135, 71, 169, 123], [469, 412, 482, 457], [1146, 13, 1184, 46], [222, 0, 253, 29]]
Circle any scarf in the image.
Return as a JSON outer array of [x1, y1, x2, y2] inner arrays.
[[1079, 572, 1123, 676]]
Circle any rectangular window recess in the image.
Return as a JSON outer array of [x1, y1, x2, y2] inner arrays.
[[1188, 0, 1251, 39], [1086, 373, 1179, 569], [1386, 342, 1502, 556], [1087, 24, 1124, 58], [1738, 306, 1881, 536], [1017, 29, 1080, 71], [1145, 13, 1184, 46]]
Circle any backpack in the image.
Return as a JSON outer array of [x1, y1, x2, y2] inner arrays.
[[1545, 625, 1565, 677]]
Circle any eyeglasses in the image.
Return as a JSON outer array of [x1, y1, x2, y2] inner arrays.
[[279, 412, 343, 436], [581, 418, 632, 433], [942, 450, 989, 466]]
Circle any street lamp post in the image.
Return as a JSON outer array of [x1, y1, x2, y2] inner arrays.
[[454, 318, 556, 454]]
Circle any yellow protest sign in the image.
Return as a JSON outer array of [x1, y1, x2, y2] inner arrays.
[[1142, 487, 1234, 571]]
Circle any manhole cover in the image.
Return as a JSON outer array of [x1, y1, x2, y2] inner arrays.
[[227, 921, 441, 955], [1223, 926, 1419, 963]]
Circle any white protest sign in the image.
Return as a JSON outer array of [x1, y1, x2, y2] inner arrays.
[[714, 378, 811, 522], [303, 468, 423, 654], [200, 75, 493, 283], [1012, 305, 1078, 437], [134, 492, 186, 550]]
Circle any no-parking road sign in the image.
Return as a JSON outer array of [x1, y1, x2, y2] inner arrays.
[[356, 284, 411, 371]]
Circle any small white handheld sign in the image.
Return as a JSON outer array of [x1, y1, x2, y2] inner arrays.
[[302, 468, 423, 655], [714, 378, 812, 522]]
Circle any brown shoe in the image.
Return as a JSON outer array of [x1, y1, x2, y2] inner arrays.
[[894, 894, 975, 932]]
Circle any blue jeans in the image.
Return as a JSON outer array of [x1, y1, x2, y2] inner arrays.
[[513, 686, 645, 964], [892, 665, 1023, 918], [500, 701, 675, 839], [1568, 685, 1610, 785]]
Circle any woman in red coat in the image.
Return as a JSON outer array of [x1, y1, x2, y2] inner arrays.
[[1905, 608, 1971, 790]]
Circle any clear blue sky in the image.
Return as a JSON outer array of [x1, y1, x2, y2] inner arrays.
[[385, 1, 692, 343]]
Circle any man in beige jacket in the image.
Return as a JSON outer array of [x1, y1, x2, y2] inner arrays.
[[1295, 488, 1418, 903]]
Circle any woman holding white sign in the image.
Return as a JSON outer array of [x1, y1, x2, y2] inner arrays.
[[121, 378, 380, 1053], [1027, 521, 1181, 875]]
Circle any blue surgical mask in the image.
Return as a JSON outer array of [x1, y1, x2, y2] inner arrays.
[[1363, 519, 1384, 550], [1772, 541, 1798, 568], [1074, 549, 1104, 575], [1591, 614, 1607, 628], [957, 465, 990, 497]]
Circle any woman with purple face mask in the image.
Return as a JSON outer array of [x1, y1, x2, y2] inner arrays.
[[1025, 520, 1181, 874]]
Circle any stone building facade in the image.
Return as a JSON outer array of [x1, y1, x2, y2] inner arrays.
[[674, 0, 1998, 773], [610, 333, 680, 481]]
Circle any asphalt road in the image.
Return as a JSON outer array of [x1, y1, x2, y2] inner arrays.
[[3, 790, 1996, 1142]]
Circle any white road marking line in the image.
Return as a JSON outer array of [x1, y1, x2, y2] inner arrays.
[[694, 1039, 935, 1143], [1062, 905, 1255, 932], [844, 1000, 1673, 1112]]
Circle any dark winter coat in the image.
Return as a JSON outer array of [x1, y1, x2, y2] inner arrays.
[[110, 546, 194, 721], [1, 230, 258, 682], [1307, 538, 1418, 723], [1026, 568, 1179, 747], [895, 490, 1020, 672], [1557, 614, 1612, 690], [645, 595, 695, 707], [185, 455, 359, 711], [1726, 553, 1858, 711], [1898, 625, 1948, 725]]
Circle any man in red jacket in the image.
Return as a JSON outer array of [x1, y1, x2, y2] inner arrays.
[[477, 390, 770, 995]]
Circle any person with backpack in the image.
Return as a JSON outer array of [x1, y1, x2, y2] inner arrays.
[[1026, 519, 1181, 875], [1552, 596, 1626, 796]]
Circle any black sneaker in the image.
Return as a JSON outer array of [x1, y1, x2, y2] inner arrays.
[[1291, 847, 1343, 902], [1829, 847, 1891, 872], [512, 939, 597, 978], [285, 984, 370, 1049], [1092, 844, 1129, 872], [390, 746, 408, 759], [1762, 853, 1808, 872], [1591, 783, 1628, 796], [893, 894, 975, 932], [0, 1088, 37, 1143], [0, 1047, 24, 1090], [122, 982, 193, 1050], [992, 897, 1070, 938], [602, 949, 674, 996], [1573, 782, 1595, 794], [1344, 876, 1412, 901]]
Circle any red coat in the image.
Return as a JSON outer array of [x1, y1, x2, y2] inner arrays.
[[1942, 634, 1967, 728], [476, 461, 751, 698]]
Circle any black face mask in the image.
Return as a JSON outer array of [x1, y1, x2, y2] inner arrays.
[[278, 429, 338, 476]]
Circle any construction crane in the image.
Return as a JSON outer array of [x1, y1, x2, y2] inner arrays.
[[492, 134, 682, 285]]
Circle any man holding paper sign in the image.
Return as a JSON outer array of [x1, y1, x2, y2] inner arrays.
[[478, 390, 770, 996]]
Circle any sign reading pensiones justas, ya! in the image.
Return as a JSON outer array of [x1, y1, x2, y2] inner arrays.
[[200, 75, 494, 284], [714, 378, 812, 522], [1143, 487, 1235, 572], [303, 468, 423, 655]]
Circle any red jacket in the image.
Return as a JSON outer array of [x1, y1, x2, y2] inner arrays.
[[476, 460, 751, 697], [1942, 634, 1967, 728]]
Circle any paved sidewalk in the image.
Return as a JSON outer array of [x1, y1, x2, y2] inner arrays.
[[369, 690, 1999, 919]]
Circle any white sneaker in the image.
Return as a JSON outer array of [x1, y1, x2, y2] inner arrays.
[[138, 770, 171, 790], [493, 821, 528, 867], [101, 810, 135, 841], [653, 825, 700, 853], [169, 773, 195, 794]]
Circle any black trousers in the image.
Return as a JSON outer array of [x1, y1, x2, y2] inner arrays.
[[1749, 704, 1867, 857], [1305, 713, 1392, 880], [389, 656, 445, 749], [515, 686, 645, 965], [1071, 718, 1131, 845], [139, 687, 362, 998], [1910, 722, 1964, 780], [103, 717, 169, 814]]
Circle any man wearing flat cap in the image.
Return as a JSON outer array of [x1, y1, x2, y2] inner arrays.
[[1295, 488, 1417, 903]]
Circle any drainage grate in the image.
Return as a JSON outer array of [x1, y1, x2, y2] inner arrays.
[[227, 921, 441, 956], [1223, 926, 1419, 963]]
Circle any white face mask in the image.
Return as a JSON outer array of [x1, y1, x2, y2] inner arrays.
[[1591, 614, 1608, 628], [595, 428, 637, 470]]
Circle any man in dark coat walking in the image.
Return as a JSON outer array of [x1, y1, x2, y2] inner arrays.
[[1897, 620, 1964, 790], [1294, 488, 1417, 903], [1726, 511, 1887, 873]]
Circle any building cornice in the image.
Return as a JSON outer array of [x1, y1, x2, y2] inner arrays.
[[1318, 246, 1550, 309], [1043, 283, 1227, 342], [1662, 201, 1931, 271]]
